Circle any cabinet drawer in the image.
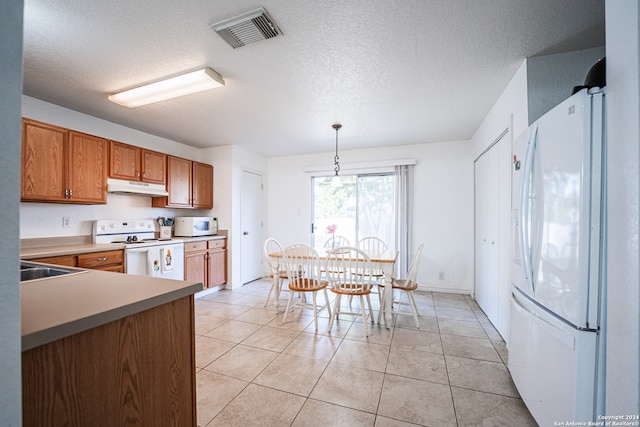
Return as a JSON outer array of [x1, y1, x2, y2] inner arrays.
[[208, 239, 226, 250], [184, 241, 207, 252], [77, 250, 123, 268], [29, 255, 76, 267]]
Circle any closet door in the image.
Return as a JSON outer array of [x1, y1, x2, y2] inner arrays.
[[475, 148, 499, 325], [475, 130, 511, 340]]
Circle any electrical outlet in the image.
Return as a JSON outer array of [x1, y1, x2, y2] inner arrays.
[[62, 217, 71, 228], [438, 272, 445, 280]]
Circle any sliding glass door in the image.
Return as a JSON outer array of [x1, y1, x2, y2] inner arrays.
[[311, 173, 395, 249]]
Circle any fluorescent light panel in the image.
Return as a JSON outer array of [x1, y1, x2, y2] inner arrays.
[[109, 67, 224, 108]]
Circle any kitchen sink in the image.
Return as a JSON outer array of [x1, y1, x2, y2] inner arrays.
[[20, 262, 86, 282]]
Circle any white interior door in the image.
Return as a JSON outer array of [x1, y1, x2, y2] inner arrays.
[[240, 170, 263, 284], [475, 128, 511, 340], [475, 149, 499, 322]]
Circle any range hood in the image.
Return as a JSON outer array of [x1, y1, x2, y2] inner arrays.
[[107, 178, 169, 196]]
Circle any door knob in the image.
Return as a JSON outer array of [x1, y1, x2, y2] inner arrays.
[[243, 231, 249, 235]]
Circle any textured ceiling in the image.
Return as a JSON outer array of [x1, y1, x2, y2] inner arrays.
[[22, 0, 605, 157]]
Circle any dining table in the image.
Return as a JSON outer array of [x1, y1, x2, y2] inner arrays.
[[268, 247, 399, 329]]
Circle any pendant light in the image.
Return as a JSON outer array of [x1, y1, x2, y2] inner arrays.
[[332, 123, 342, 187]]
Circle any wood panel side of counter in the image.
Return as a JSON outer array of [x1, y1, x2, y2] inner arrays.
[[22, 295, 196, 426]]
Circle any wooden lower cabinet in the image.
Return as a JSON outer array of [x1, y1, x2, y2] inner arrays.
[[29, 249, 124, 273], [77, 250, 124, 272], [184, 241, 207, 284], [207, 240, 226, 287], [183, 238, 226, 288], [22, 296, 197, 426], [26, 255, 76, 267]]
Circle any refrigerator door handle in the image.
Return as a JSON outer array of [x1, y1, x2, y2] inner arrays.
[[512, 288, 575, 348], [519, 125, 538, 293]]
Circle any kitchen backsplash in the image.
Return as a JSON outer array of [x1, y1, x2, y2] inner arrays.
[[19, 193, 214, 239]]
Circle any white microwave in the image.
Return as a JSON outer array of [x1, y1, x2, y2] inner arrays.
[[174, 217, 217, 237]]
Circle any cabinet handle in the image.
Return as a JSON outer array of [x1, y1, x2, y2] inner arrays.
[[137, 171, 140, 177], [69, 189, 73, 198], [97, 257, 108, 261], [64, 189, 68, 198]]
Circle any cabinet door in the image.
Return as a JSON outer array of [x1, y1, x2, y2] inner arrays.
[[68, 131, 108, 203], [141, 150, 166, 184], [192, 162, 213, 209], [207, 249, 226, 287], [167, 156, 192, 207], [21, 119, 68, 202], [184, 250, 206, 284], [109, 140, 141, 181]]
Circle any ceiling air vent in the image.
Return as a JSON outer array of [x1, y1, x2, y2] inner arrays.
[[211, 7, 282, 49]]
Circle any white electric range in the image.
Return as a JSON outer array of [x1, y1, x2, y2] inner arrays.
[[93, 219, 184, 280]]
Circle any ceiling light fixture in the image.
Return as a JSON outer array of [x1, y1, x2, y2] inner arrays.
[[108, 67, 225, 108], [332, 123, 342, 176]]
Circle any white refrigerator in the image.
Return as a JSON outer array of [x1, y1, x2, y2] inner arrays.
[[509, 87, 606, 426]]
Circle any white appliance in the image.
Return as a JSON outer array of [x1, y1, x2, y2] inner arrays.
[[106, 178, 169, 196], [93, 219, 184, 280], [509, 87, 605, 425], [174, 217, 217, 237]]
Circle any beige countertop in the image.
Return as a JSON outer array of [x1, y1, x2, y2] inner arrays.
[[21, 266, 202, 351], [20, 234, 226, 259]]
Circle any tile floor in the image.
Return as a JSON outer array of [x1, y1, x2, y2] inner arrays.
[[194, 278, 537, 426]]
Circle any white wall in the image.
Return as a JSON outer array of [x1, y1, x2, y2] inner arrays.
[[266, 140, 475, 294], [527, 47, 606, 124], [0, 1, 23, 425], [20, 96, 214, 238], [472, 61, 528, 156], [202, 145, 267, 289], [603, 0, 640, 415]]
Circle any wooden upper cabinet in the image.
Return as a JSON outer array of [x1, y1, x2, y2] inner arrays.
[[68, 131, 108, 203], [167, 155, 193, 207], [21, 119, 68, 202], [192, 162, 213, 209], [21, 119, 107, 204], [109, 141, 140, 180], [110, 141, 166, 184], [141, 150, 166, 184], [152, 156, 213, 209]]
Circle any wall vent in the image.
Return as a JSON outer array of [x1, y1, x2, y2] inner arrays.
[[210, 7, 282, 49]]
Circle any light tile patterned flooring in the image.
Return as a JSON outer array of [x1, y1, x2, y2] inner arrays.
[[194, 278, 537, 426]]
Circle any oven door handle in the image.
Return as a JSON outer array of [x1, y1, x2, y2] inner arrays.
[[125, 247, 150, 254]]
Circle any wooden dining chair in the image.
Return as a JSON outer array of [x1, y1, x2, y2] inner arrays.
[[357, 236, 388, 256], [281, 243, 331, 331], [323, 235, 350, 250], [325, 247, 375, 336], [263, 238, 290, 311], [378, 243, 424, 328], [355, 236, 389, 303]]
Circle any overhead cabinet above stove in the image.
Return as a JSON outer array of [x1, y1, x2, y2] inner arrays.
[[109, 140, 166, 184]]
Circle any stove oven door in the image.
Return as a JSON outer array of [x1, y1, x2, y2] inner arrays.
[[125, 243, 185, 280]]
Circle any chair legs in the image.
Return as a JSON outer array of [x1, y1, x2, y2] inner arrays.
[[328, 293, 372, 337], [263, 277, 278, 307], [377, 287, 421, 329], [282, 288, 331, 331]]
